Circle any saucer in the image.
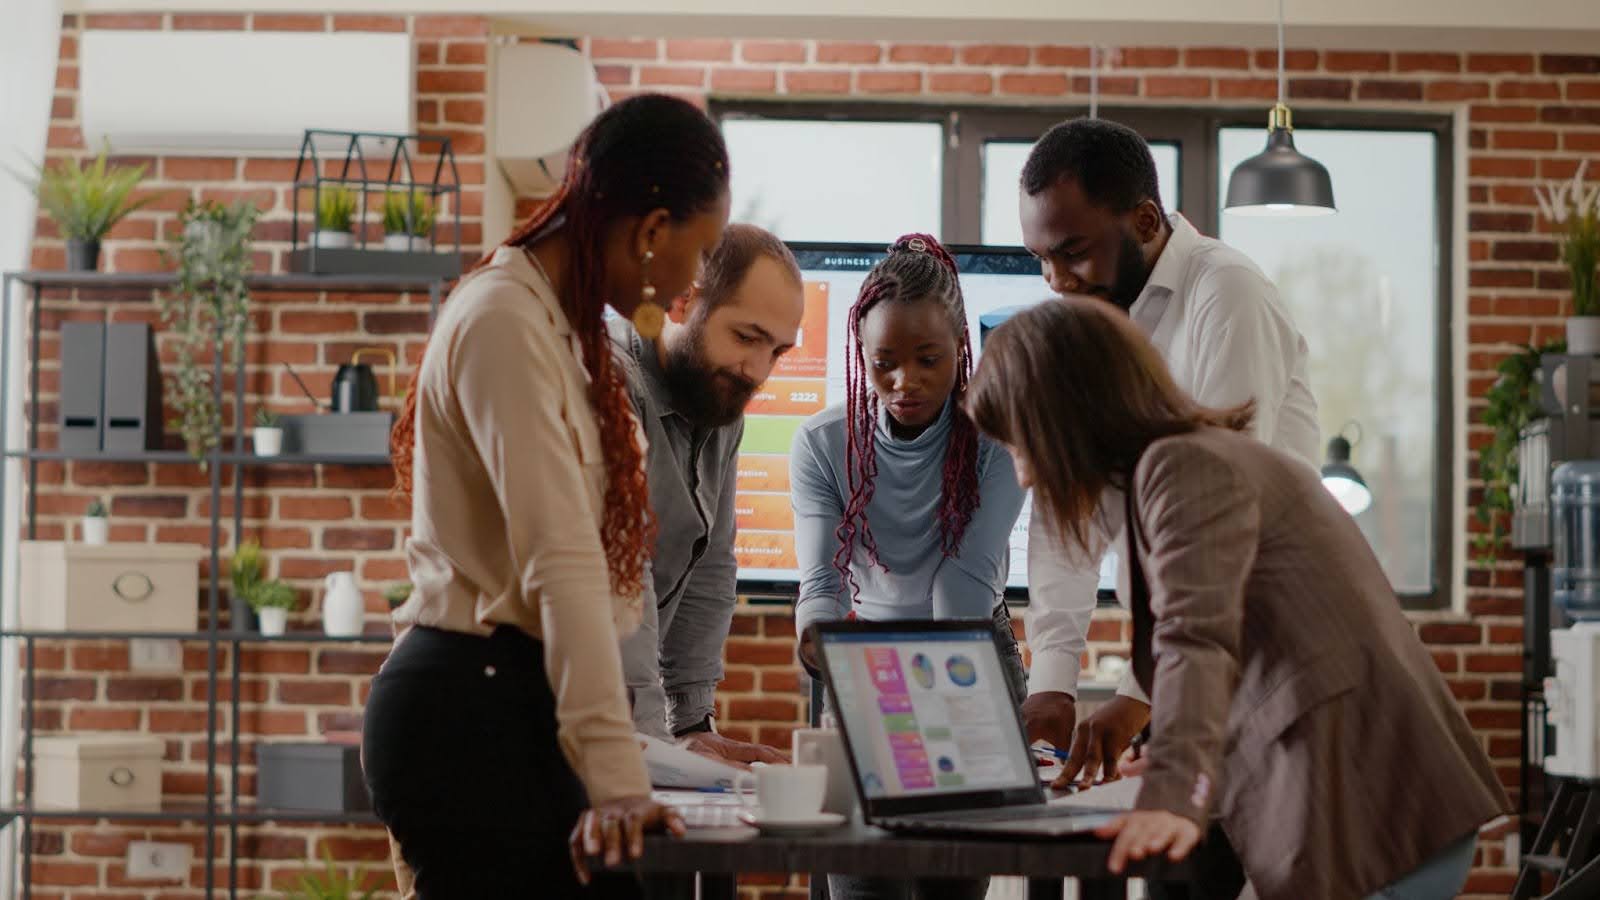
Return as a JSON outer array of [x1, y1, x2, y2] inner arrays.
[[736, 809, 848, 833]]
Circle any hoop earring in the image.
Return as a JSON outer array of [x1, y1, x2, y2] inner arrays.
[[632, 249, 664, 339]]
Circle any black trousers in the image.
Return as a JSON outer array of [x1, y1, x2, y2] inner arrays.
[[363, 625, 651, 900]]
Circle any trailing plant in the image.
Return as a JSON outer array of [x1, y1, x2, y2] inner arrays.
[[1475, 339, 1564, 564], [381, 190, 435, 238], [1535, 159, 1600, 317], [5, 143, 156, 241], [316, 186, 358, 233], [158, 199, 260, 460]]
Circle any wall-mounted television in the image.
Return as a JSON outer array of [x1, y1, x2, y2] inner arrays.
[[733, 242, 1106, 599]]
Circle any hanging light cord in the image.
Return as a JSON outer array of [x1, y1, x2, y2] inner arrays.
[[1276, 0, 1286, 108], [1089, 45, 1100, 119]]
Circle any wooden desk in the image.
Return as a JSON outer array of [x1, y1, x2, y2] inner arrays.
[[610, 823, 1196, 900]]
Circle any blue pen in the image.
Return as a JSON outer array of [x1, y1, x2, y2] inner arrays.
[[694, 785, 745, 794], [1036, 746, 1071, 763]]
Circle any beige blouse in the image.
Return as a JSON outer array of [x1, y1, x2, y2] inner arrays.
[[393, 245, 649, 802]]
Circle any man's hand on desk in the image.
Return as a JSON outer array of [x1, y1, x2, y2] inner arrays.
[[569, 795, 685, 885], [1055, 694, 1150, 790], [679, 732, 790, 769], [1022, 691, 1078, 752]]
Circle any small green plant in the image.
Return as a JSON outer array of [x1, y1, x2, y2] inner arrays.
[[246, 579, 298, 612], [230, 539, 265, 598], [1536, 160, 1600, 317], [315, 186, 358, 233], [267, 849, 377, 900], [254, 408, 281, 428], [1475, 339, 1564, 564], [381, 190, 435, 238], [5, 144, 157, 241], [382, 582, 413, 610], [85, 498, 107, 518]]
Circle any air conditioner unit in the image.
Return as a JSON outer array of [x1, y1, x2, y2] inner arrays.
[[81, 31, 413, 156], [493, 41, 609, 198]]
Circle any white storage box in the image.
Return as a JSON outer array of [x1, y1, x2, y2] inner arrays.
[[19, 542, 203, 633], [33, 735, 166, 811]]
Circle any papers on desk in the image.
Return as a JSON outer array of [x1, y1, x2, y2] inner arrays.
[[641, 732, 743, 790], [1048, 775, 1141, 811]]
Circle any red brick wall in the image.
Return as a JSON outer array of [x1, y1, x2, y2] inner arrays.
[[29, 12, 1600, 899]]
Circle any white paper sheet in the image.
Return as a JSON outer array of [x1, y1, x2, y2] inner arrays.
[[641, 733, 744, 790]]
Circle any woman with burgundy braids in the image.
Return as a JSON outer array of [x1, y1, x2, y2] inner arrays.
[[362, 94, 729, 898], [791, 235, 1026, 900]]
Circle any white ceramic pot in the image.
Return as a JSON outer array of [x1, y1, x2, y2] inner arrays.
[[322, 572, 365, 637], [383, 234, 431, 252], [1569, 317, 1600, 356], [257, 607, 288, 637], [81, 517, 108, 546], [312, 230, 354, 250], [252, 427, 283, 456]]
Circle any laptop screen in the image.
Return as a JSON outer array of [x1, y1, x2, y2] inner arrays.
[[819, 625, 1039, 802]]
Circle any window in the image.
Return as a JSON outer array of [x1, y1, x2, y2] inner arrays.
[[1218, 128, 1444, 596], [712, 101, 1453, 607], [981, 140, 1181, 246], [721, 116, 944, 244]]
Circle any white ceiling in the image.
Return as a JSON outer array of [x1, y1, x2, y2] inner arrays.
[[66, 0, 1600, 53]]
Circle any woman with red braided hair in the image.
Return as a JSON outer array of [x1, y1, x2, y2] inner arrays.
[[790, 234, 1027, 900], [363, 94, 729, 898]]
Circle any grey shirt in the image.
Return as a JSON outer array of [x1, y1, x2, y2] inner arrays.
[[609, 318, 744, 740]]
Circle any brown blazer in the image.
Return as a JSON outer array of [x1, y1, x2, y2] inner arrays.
[[1120, 427, 1508, 900]]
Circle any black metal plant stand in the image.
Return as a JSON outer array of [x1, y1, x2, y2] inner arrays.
[[289, 129, 463, 279]]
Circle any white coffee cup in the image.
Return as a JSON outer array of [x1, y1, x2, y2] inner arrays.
[[792, 728, 856, 817], [736, 763, 827, 820]]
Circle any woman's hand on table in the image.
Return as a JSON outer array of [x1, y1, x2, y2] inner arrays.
[[569, 795, 686, 884], [1095, 810, 1203, 874]]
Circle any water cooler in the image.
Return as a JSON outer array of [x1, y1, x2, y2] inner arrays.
[[1546, 462, 1600, 779]]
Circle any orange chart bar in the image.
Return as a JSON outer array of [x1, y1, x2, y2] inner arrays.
[[735, 493, 794, 533], [735, 531, 797, 571], [737, 454, 792, 494]]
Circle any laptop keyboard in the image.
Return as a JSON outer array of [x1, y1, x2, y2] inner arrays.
[[884, 804, 1119, 828]]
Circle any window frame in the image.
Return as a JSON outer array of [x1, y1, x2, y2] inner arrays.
[[711, 99, 1455, 610]]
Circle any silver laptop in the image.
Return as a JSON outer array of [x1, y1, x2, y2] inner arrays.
[[812, 620, 1122, 837]]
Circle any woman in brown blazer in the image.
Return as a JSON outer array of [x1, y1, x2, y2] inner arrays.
[[965, 297, 1509, 900]]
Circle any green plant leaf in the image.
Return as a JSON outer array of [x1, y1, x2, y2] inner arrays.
[[5, 143, 161, 241], [246, 579, 297, 612], [1474, 339, 1564, 565]]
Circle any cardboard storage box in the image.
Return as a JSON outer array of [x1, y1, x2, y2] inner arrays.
[[257, 743, 370, 813], [34, 735, 165, 811], [19, 542, 202, 633]]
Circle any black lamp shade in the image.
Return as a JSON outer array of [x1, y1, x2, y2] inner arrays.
[[1320, 435, 1371, 516], [1225, 127, 1336, 217]]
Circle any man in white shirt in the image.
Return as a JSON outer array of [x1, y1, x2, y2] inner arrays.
[[1017, 117, 1321, 788]]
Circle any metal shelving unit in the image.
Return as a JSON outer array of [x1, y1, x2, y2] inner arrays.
[[0, 269, 444, 898]]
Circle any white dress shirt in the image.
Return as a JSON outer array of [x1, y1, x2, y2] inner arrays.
[[1026, 213, 1321, 700]]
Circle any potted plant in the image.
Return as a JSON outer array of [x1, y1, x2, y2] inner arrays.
[[266, 848, 376, 900], [312, 186, 358, 250], [158, 200, 260, 461], [381, 190, 435, 252], [383, 582, 413, 611], [229, 538, 265, 631], [1476, 339, 1564, 564], [80, 498, 108, 546], [253, 408, 284, 457], [248, 579, 298, 637], [1536, 160, 1600, 353], [6, 144, 157, 271]]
